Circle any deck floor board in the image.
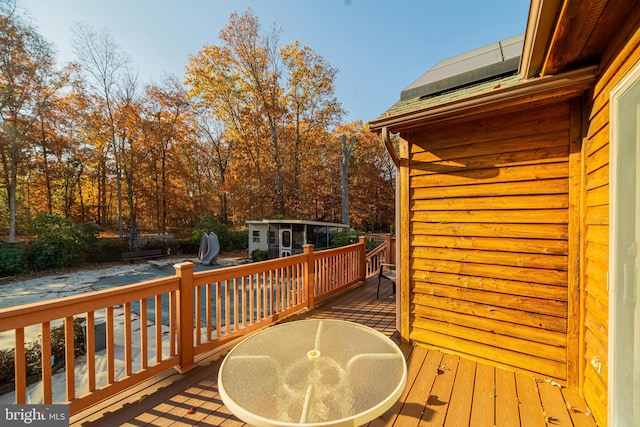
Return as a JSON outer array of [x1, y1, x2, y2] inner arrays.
[[420, 352, 458, 426], [495, 367, 520, 427], [470, 362, 495, 427], [516, 372, 547, 427], [70, 277, 596, 427], [443, 357, 474, 427]]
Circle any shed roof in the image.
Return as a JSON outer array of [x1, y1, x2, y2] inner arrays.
[[246, 219, 350, 228]]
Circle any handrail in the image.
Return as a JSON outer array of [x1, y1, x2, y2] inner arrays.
[[0, 234, 394, 415]]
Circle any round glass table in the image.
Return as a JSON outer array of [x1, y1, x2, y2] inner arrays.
[[218, 319, 407, 426]]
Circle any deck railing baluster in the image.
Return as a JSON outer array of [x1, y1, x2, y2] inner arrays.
[[233, 277, 239, 333], [140, 301, 148, 370], [154, 294, 162, 363], [85, 313, 96, 391], [65, 315, 75, 401], [14, 327, 26, 404], [124, 302, 132, 376], [106, 307, 114, 384], [215, 282, 221, 339], [206, 283, 212, 342], [195, 285, 202, 346], [169, 290, 177, 357], [41, 321, 53, 402]]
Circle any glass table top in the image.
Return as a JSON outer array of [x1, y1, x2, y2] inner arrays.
[[218, 319, 407, 426]]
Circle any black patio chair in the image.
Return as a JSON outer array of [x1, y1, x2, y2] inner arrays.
[[377, 263, 396, 299]]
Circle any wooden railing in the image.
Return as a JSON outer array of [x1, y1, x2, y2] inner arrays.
[[365, 234, 396, 277], [0, 235, 393, 415], [0, 277, 181, 414]]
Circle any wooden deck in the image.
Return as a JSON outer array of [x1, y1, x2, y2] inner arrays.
[[70, 276, 597, 427]]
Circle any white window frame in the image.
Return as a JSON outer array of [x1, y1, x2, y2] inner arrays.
[[609, 58, 640, 427]]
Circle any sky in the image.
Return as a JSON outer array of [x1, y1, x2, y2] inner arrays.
[[18, 0, 530, 123]]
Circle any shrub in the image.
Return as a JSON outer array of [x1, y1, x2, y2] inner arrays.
[[192, 216, 232, 251], [330, 229, 380, 252], [0, 348, 14, 385], [229, 230, 248, 251], [89, 238, 130, 262], [0, 241, 26, 277], [169, 236, 200, 256], [50, 318, 86, 362], [251, 249, 268, 261], [330, 229, 363, 247], [26, 214, 99, 270]]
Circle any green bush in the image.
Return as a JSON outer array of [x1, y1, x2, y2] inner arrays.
[[192, 216, 232, 251], [168, 236, 200, 256], [89, 238, 130, 263], [26, 214, 99, 270], [28, 235, 75, 270], [229, 230, 248, 251], [330, 229, 363, 247], [0, 241, 26, 276], [251, 249, 268, 261], [0, 348, 15, 385], [330, 229, 380, 252]]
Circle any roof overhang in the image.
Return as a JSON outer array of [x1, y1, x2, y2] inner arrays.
[[369, 65, 597, 134], [521, 0, 638, 78], [520, 0, 564, 78]]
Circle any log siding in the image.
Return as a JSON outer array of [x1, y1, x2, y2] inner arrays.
[[580, 10, 640, 424], [405, 102, 576, 381]]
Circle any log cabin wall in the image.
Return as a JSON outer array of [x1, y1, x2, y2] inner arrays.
[[404, 100, 580, 382], [580, 10, 640, 426]]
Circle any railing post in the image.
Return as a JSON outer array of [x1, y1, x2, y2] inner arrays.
[[358, 236, 367, 282], [303, 244, 315, 310], [385, 233, 394, 264], [174, 261, 196, 374]]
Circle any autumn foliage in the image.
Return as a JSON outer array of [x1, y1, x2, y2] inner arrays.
[[0, 3, 395, 243]]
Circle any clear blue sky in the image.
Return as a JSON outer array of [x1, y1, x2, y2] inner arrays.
[[19, 0, 530, 123]]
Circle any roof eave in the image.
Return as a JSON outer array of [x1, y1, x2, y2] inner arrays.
[[369, 65, 597, 134], [520, 0, 565, 79]]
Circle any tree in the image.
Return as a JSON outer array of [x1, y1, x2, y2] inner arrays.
[[31, 63, 76, 217], [142, 75, 190, 233], [281, 40, 343, 214], [0, 8, 58, 242], [192, 109, 231, 224], [71, 22, 133, 235], [186, 9, 343, 219], [340, 134, 356, 225], [346, 123, 395, 231], [51, 64, 93, 221]]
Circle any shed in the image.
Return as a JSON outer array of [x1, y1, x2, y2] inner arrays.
[[369, 1, 640, 425], [246, 219, 350, 259]]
